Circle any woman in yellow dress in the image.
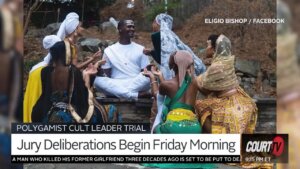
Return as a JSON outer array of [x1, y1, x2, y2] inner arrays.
[[24, 12, 101, 122], [195, 34, 257, 134]]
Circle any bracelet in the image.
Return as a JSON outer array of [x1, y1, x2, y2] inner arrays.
[[151, 81, 157, 85]]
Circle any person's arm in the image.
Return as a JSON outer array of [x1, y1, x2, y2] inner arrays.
[[202, 114, 212, 133], [82, 61, 105, 88], [99, 53, 112, 77], [159, 81, 169, 96], [73, 49, 102, 70], [151, 66, 164, 82], [143, 48, 161, 65], [143, 69, 159, 97]]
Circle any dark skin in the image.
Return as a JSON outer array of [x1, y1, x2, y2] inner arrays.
[[66, 23, 102, 70], [159, 54, 199, 115], [102, 20, 135, 77], [142, 65, 164, 97], [51, 61, 70, 92], [51, 56, 103, 92]]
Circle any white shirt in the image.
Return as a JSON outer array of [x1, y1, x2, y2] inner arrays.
[[102, 42, 149, 79]]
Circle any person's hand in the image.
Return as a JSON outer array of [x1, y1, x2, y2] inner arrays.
[[143, 48, 152, 55], [92, 48, 102, 61], [142, 68, 154, 78], [83, 63, 98, 76], [151, 66, 162, 77], [186, 66, 196, 79], [97, 59, 106, 65]]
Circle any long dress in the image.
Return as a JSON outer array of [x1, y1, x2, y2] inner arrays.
[[23, 39, 78, 122], [143, 75, 215, 169], [31, 66, 103, 123], [195, 55, 257, 134]]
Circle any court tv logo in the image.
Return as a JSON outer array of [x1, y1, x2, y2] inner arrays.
[[242, 134, 288, 163]]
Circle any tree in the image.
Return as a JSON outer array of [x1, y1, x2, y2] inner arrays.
[[23, 0, 44, 35]]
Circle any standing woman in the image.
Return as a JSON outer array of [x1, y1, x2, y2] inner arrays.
[[24, 12, 101, 122], [144, 13, 206, 80]]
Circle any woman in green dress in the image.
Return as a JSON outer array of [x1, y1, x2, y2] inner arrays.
[[142, 50, 215, 168]]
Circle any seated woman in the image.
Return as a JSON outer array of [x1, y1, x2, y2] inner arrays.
[[31, 41, 105, 123], [152, 50, 200, 133], [142, 51, 215, 168], [195, 34, 258, 134], [24, 12, 102, 123]]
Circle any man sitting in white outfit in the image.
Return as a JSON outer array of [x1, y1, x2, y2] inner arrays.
[[94, 20, 151, 99]]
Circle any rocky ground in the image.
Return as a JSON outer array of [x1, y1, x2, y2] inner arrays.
[[24, 0, 277, 98], [24, 23, 276, 98]]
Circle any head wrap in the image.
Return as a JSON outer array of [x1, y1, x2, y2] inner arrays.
[[199, 35, 238, 91], [214, 34, 232, 58], [156, 13, 206, 80], [155, 13, 173, 30], [56, 12, 80, 40], [30, 35, 61, 72], [43, 35, 61, 50], [30, 12, 79, 73], [174, 50, 194, 86]]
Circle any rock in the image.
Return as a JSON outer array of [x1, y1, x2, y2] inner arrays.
[[107, 40, 115, 46], [241, 81, 256, 97], [268, 48, 276, 63], [79, 38, 102, 53], [236, 72, 244, 76], [243, 78, 251, 82], [237, 76, 242, 83], [44, 23, 61, 35], [235, 58, 261, 77], [263, 79, 269, 86], [25, 28, 45, 38], [250, 78, 256, 84], [100, 21, 117, 34], [78, 51, 93, 61], [269, 73, 276, 87]]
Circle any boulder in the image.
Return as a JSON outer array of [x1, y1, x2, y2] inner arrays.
[[25, 28, 45, 38], [44, 23, 61, 35], [268, 48, 276, 63], [269, 73, 276, 87], [235, 58, 261, 77], [100, 21, 117, 33], [79, 38, 102, 53]]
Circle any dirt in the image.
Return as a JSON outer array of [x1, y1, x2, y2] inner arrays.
[[24, 0, 276, 93], [284, 0, 300, 37], [175, 0, 276, 74]]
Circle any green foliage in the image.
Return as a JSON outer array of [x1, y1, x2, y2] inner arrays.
[[145, 0, 180, 21], [24, 59, 40, 74]]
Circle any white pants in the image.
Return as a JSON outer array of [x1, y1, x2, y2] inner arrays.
[[94, 73, 150, 99]]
